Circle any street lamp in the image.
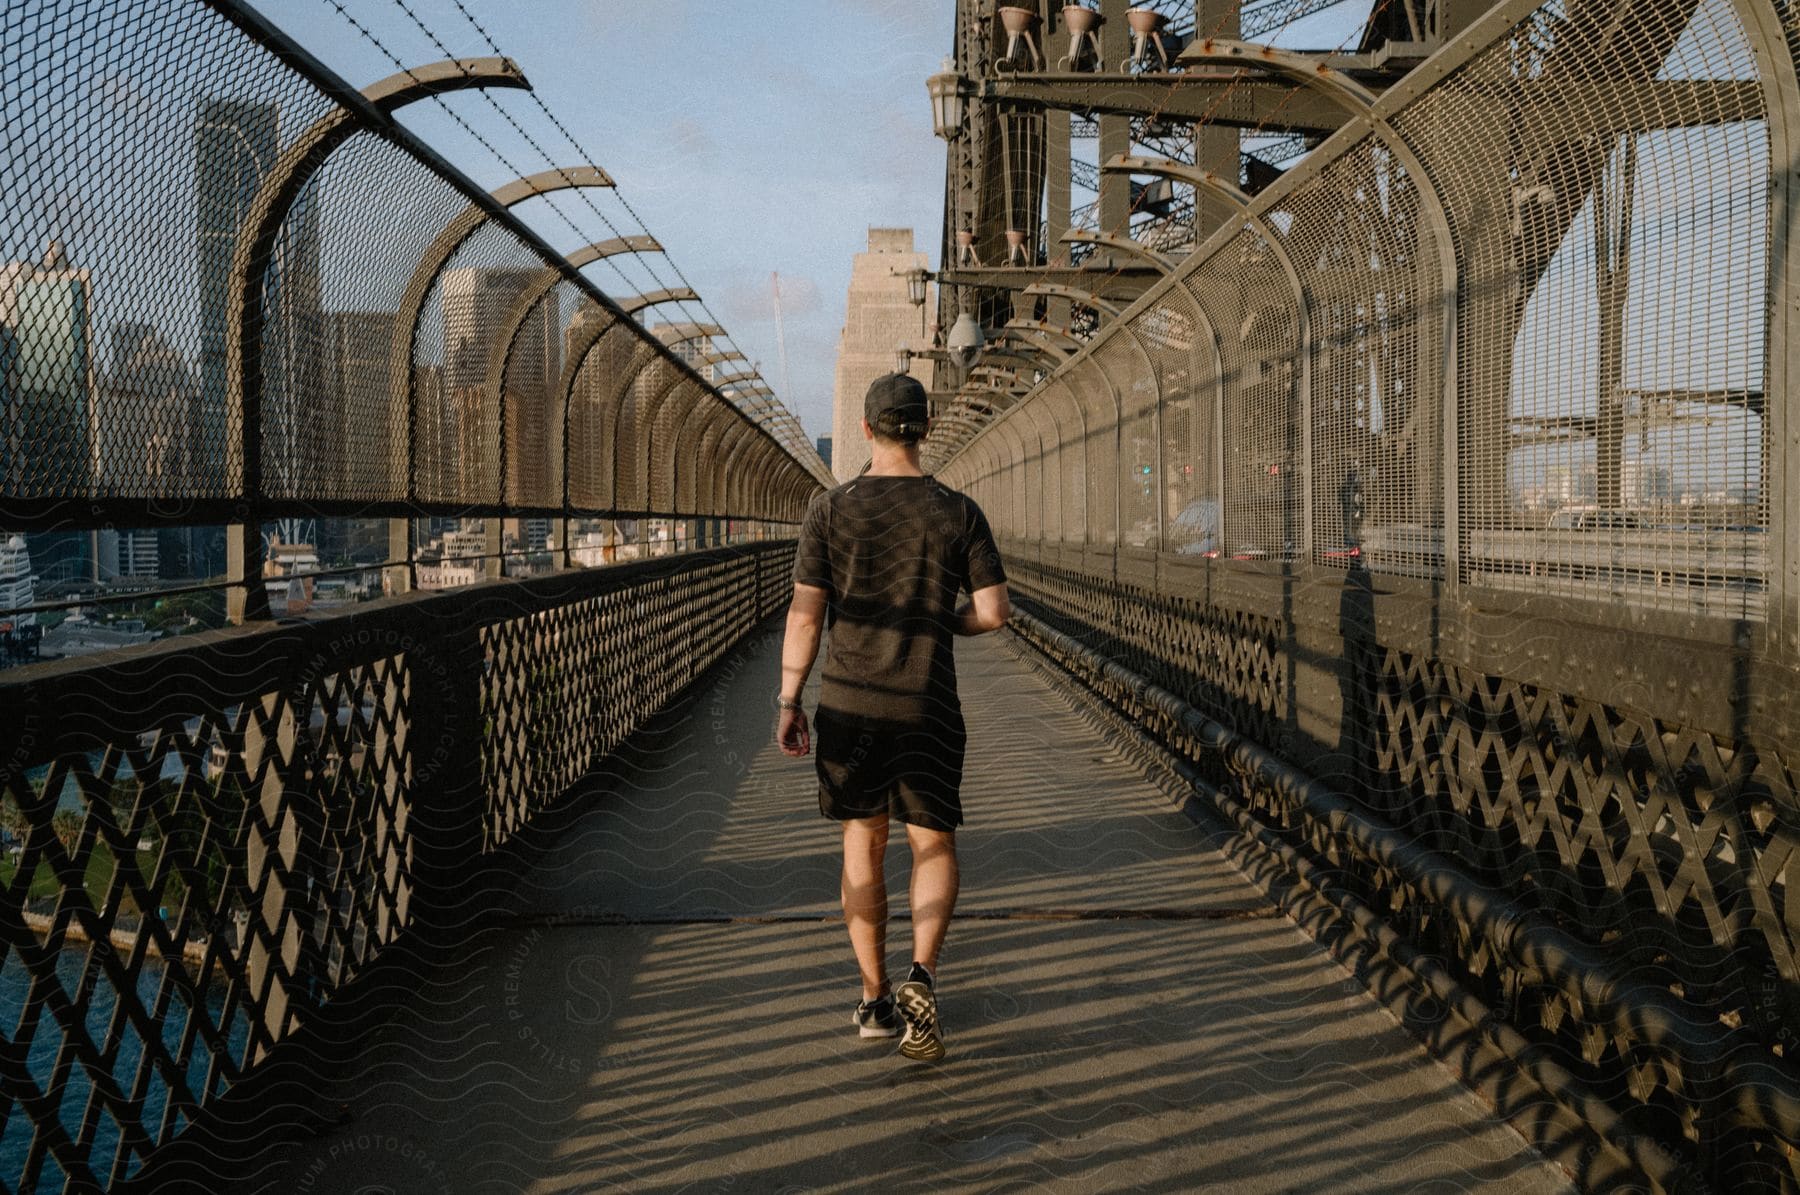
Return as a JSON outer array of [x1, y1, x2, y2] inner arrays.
[[926, 57, 969, 140], [904, 267, 930, 307], [895, 342, 913, 375]]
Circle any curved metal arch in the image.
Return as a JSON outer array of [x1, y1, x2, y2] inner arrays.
[[1157, 278, 1230, 552], [1037, 376, 1090, 542], [605, 335, 672, 511], [683, 397, 738, 513], [389, 163, 617, 503], [1021, 282, 1124, 319], [223, 56, 531, 617], [618, 358, 690, 513], [713, 417, 761, 516], [1002, 320, 1086, 353], [618, 287, 700, 317], [700, 349, 748, 367], [712, 370, 761, 388], [1060, 228, 1177, 272], [1101, 153, 1252, 213], [649, 375, 716, 512], [1103, 323, 1167, 550], [1176, 38, 1378, 113], [1015, 385, 1063, 540], [489, 238, 666, 507], [741, 436, 782, 520], [652, 323, 724, 349]]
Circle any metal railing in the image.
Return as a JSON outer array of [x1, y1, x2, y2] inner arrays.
[[0, 0, 821, 624], [934, 0, 1800, 1189], [0, 539, 794, 1189], [0, 1, 824, 1189]]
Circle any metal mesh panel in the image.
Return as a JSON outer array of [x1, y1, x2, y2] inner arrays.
[[0, 629, 415, 1188], [1135, 288, 1212, 557], [1, 2, 330, 502], [1071, 357, 1118, 546], [1392, 0, 1769, 614], [501, 278, 573, 510], [616, 354, 673, 514], [1097, 337, 1157, 548], [1273, 137, 1446, 575], [463, 543, 805, 840], [1043, 381, 1086, 543], [1201, 227, 1300, 562], [411, 222, 547, 507], [259, 134, 465, 505], [648, 379, 704, 515]]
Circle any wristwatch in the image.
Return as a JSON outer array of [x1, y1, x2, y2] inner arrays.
[[776, 695, 803, 712]]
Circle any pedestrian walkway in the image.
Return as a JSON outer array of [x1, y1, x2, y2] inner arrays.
[[243, 622, 1572, 1193]]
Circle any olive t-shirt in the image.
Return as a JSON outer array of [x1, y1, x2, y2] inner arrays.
[[793, 474, 1006, 724]]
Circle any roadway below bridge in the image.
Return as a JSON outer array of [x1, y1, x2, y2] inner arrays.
[[222, 623, 1571, 1193]]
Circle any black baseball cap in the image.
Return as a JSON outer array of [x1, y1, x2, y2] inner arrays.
[[865, 372, 929, 429]]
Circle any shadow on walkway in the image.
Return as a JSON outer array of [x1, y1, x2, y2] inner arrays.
[[231, 625, 1572, 1194]]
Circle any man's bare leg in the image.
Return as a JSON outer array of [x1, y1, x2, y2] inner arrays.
[[904, 823, 958, 975], [841, 814, 890, 1000]]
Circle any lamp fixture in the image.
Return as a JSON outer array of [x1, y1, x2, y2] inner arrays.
[[926, 57, 969, 140]]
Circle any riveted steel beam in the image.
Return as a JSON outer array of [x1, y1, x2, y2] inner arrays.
[[984, 73, 1345, 134], [1176, 39, 1379, 112], [939, 266, 1160, 302]]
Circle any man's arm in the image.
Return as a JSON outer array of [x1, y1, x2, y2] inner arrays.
[[777, 582, 828, 755], [954, 582, 1010, 636]]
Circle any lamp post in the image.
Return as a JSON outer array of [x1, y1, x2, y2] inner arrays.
[[895, 343, 913, 375]]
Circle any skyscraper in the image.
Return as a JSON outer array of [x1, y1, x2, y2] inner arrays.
[[0, 239, 98, 496], [196, 97, 279, 498], [327, 310, 398, 497], [439, 267, 559, 502], [102, 323, 197, 494], [194, 98, 324, 507]]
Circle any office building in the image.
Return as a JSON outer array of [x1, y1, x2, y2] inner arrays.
[[0, 239, 98, 495], [440, 267, 559, 502]]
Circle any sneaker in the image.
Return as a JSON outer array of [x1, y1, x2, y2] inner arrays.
[[852, 993, 900, 1039], [894, 963, 944, 1061]]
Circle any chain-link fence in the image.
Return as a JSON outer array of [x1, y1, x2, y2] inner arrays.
[[0, 0, 821, 631], [936, 0, 1799, 1188]]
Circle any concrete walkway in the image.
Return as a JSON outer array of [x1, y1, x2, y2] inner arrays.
[[247, 622, 1572, 1194]]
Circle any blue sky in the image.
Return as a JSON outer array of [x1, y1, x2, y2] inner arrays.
[[246, 0, 955, 444]]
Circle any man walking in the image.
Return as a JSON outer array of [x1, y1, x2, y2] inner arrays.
[[775, 372, 1010, 1062]]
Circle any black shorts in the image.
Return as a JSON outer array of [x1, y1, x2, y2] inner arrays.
[[814, 704, 965, 830]]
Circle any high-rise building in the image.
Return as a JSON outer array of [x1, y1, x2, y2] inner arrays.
[[196, 97, 279, 495], [327, 310, 398, 496], [831, 229, 930, 480], [195, 97, 324, 572], [98, 528, 160, 581], [21, 530, 95, 589], [816, 435, 833, 470], [440, 267, 558, 502], [0, 535, 36, 624], [0, 239, 98, 495], [102, 323, 197, 494]]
